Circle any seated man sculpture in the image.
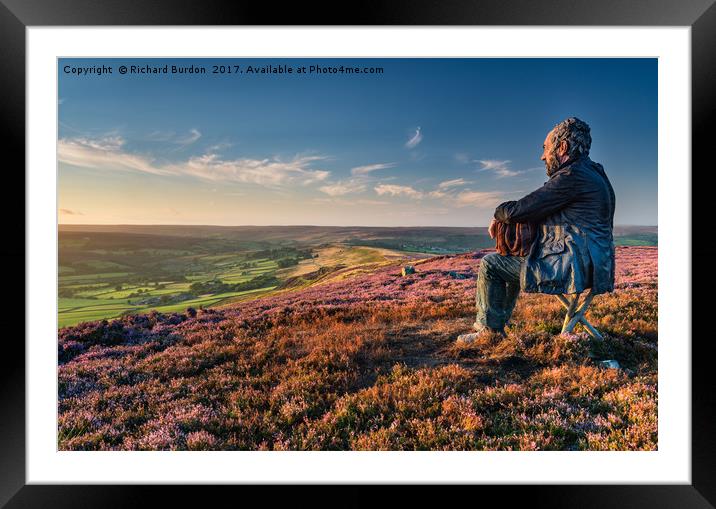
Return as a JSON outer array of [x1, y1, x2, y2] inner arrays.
[[458, 117, 616, 343]]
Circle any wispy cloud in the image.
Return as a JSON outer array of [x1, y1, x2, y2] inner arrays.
[[175, 153, 330, 187], [176, 128, 202, 145], [427, 189, 448, 199], [427, 178, 469, 199], [58, 135, 332, 187], [453, 190, 508, 208], [319, 181, 367, 196], [318, 163, 396, 196], [372, 177, 514, 208], [70, 136, 125, 151], [476, 159, 520, 178], [405, 127, 423, 149], [476, 159, 542, 178], [207, 142, 233, 153], [350, 162, 396, 176], [374, 184, 424, 199], [438, 178, 470, 190], [146, 128, 202, 146], [58, 136, 171, 176]]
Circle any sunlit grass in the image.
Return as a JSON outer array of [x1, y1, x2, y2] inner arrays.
[[58, 246, 657, 451]]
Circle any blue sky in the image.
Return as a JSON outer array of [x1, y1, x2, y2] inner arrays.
[[58, 58, 657, 226]]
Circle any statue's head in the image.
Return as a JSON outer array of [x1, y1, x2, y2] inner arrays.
[[541, 117, 592, 176]]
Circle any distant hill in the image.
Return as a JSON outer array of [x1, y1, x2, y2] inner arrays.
[[612, 225, 658, 246], [59, 224, 657, 251]]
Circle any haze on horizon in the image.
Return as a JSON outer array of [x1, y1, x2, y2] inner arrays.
[[58, 58, 657, 227]]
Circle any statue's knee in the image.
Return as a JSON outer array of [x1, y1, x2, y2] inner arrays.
[[479, 253, 500, 278]]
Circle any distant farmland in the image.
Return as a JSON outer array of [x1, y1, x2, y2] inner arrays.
[[58, 225, 656, 328]]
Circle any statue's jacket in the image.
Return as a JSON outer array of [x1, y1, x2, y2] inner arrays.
[[494, 154, 616, 295]]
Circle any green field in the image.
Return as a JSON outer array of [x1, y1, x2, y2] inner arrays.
[[58, 228, 419, 328], [58, 228, 301, 327], [58, 251, 283, 327]]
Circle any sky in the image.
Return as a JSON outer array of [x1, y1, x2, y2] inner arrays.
[[58, 58, 657, 227]]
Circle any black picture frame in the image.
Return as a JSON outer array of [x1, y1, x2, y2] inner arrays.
[[4, 0, 713, 505]]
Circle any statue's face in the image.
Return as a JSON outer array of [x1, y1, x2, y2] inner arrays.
[[541, 130, 568, 176]]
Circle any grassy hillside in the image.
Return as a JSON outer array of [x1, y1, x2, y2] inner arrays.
[[58, 229, 433, 327], [58, 245, 657, 451]]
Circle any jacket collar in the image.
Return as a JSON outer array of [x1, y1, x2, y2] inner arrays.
[[548, 153, 588, 177]]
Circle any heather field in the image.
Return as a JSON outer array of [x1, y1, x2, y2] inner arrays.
[[58, 245, 657, 451]]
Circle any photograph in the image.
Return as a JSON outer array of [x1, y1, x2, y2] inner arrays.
[[56, 56, 658, 452], [0, 0, 708, 497]]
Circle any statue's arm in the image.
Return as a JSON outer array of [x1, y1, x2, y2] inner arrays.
[[494, 170, 575, 224]]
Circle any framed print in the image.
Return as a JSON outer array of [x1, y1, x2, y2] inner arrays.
[[4, 0, 714, 505]]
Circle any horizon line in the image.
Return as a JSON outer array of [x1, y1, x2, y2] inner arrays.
[[58, 223, 659, 228]]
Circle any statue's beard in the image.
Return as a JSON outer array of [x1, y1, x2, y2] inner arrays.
[[545, 152, 562, 176]]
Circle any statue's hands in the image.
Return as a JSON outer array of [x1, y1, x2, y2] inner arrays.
[[488, 218, 498, 239]]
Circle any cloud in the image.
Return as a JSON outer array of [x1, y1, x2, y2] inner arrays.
[[350, 162, 396, 176], [176, 153, 331, 187], [476, 159, 542, 179], [207, 142, 233, 152], [438, 178, 470, 190], [372, 179, 512, 207], [475, 159, 520, 178], [176, 128, 202, 145], [71, 136, 125, 151], [419, 178, 472, 199], [454, 190, 508, 208], [147, 128, 202, 146], [405, 127, 423, 149], [318, 169, 397, 196], [374, 184, 424, 199], [319, 165, 396, 196], [58, 136, 170, 176], [58, 135, 332, 187], [319, 181, 367, 196], [59, 208, 82, 215]]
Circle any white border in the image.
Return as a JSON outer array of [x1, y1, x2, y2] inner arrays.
[[27, 27, 690, 483]]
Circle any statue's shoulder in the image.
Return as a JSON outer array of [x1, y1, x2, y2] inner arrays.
[[582, 157, 611, 182], [584, 156, 605, 171], [561, 155, 600, 179], [570, 155, 592, 170]]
